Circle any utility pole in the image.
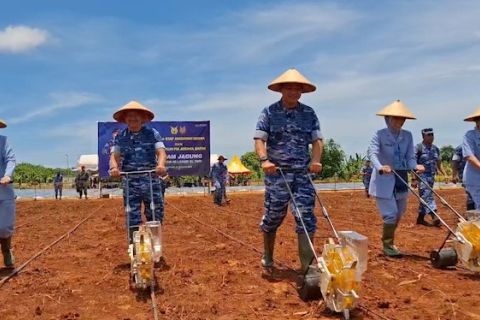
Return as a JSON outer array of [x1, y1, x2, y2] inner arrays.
[[65, 154, 70, 169]]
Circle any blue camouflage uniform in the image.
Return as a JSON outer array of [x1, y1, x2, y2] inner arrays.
[[112, 126, 165, 229], [0, 135, 16, 239], [368, 128, 417, 224], [415, 143, 440, 217], [462, 128, 480, 209], [210, 162, 228, 205], [254, 100, 322, 234], [53, 173, 63, 199], [453, 145, 475, 210]]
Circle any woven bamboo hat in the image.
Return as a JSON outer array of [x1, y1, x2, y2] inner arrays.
[[113, 101, 155, 122], [464, 107, 480, 122], [268, 68, 316, 93], [376, 100, 416, 120], [0, 119, 6, 128]]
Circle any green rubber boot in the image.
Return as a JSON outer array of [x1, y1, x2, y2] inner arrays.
[[1, 237, 15, 268], [261, 232, 276, 268], [382, 224, 402, 257], [298, 233, 315, 273]]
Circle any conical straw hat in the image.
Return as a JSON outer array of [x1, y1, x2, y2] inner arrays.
[[0, 119, 6, 128], [464, 107, 480, 122], [268, 68, 316, 93], [113, 101, 155, 122], [376, 100, 416, 120]]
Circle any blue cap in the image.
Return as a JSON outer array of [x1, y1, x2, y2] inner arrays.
[[422, 128, 434, 135]]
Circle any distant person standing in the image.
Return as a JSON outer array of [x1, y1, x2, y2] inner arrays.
[[210, 155, 228, 206], [0, 119, 16, 268], [360, 160, 373, 198], [411, 128, 444, 227], [452, 144, 475, 210], [75, 166, 90, 199], [53, 172, 63, 200], [462, 107, 480, 209]]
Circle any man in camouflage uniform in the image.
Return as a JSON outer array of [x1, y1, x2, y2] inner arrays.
[[75, 166, 90, 199], [109, 101, 167, 243], [453, 146, 475, 210], [254, 68, 323, 273], [209, 155, 228, 205], [412, 128, 444, 227]]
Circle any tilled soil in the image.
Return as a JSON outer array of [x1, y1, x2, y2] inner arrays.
[[0, 188, 478, 320]]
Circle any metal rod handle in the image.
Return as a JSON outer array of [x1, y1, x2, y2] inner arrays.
[[410, 170, 466, 222], [385, 169, 463, 242], [277, 168, 319, 263], [306, 174, 340, 241]]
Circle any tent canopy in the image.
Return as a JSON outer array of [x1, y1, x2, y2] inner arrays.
[[227, 155, 251, 175], [75, 154, 98, 172]]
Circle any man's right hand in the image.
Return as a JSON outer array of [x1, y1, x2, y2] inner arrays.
[[411, 180, 418, 189], [452, 175, 459, 184], [261, 160, 277, 175], [109, 167, 120, 177], [379, 165, 392, 174]]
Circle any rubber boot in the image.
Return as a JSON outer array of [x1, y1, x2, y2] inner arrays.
[[430, 211, 441, 228], [416, 214, 433, 227], [382, 224, 402, 257], [298, 233, 315, 273], [261, 232, 276, 268], [0, 237, 15, 268]]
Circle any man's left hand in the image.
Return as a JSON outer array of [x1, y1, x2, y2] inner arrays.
[[155, 165, 167, 176], [0, 176, 11, 185], [415, 165, 425, 174], [309, 162, 323, 174]]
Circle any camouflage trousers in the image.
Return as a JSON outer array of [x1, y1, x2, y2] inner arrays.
[[260, 172, 317, 234], [213, 180, 225, 205], [123, 176, 164, 228], [418, 175, 436, 215]]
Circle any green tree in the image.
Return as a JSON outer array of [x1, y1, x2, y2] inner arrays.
[[321, 139, 346, 179], [14, 163, 74, 185], [339, 153, 365, 180], [241, 151, 263, 179], [440, 145, 455, 162]]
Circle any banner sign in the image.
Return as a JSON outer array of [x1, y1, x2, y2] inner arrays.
[[98, 121, 210, 178]]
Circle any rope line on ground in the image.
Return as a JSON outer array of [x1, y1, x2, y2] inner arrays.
[[0, 203, 106, 288], [168, 201, 393, 319]]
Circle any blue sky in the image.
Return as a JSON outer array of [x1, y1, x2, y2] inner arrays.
[[1, 0, 480, 168]]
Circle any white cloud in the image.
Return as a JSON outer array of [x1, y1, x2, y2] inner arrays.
[[9, 92, 104, 124], [0, 25, 49, 53]]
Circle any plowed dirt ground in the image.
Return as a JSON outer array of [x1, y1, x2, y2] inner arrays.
[[0, 188, 478, 320]]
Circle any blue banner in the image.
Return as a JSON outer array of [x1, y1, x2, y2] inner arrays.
[[98, 121, 210, 178]]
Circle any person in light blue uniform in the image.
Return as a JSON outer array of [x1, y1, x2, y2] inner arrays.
[[0, 119, 16, 268], [109, 101, 167, 243], [360, 160, 373, 198], [462, 107, 480, 210], [452, 145, 475, 210], [209, 155, 228, 205], [254, 68, 323, 272], [412, 128, 444, 227], [368, 100, 425, 257]]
